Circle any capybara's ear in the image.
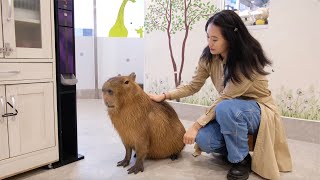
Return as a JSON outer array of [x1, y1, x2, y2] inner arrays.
[[129, 72, 136, 81], [118, 74, 121, 76]]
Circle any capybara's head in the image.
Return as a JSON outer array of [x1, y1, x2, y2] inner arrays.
[[102, 73, 140, 111]]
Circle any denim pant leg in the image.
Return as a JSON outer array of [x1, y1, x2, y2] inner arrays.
[[195, 120, 227, 155], [215, 99, 261, 163]]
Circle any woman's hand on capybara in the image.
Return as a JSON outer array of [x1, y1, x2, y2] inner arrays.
[[148, 93, 165, 102]]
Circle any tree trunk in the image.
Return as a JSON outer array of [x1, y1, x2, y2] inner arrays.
[[166, 0, 178, 87]]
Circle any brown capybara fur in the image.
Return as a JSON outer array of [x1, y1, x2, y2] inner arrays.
[[102, 73, 186, 174]]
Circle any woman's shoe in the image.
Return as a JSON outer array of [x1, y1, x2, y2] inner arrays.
[[227, 154, 251, 180]]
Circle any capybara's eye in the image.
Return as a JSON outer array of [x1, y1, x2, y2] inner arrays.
[[107, 89, 113, 95], [124, 80, 129, 84]]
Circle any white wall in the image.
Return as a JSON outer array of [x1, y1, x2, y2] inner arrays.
[[97, 38, 145, 87], [75, 37, 95, 89], [74, 0, 145, 91], [74, 0, 93, 29], [144, 0, 320, 120], [74, 0, 95, 90], [145, 0, 320, 92], [75, 37, 145, 90], [144, 0, 222, 92], [249, 0, 320, 91], [96, 0, 144, 37]]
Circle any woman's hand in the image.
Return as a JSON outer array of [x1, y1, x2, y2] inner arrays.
[[183, 122, 202, 144], [148, 93, 166, 102]]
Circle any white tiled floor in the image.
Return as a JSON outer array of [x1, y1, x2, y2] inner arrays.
[[7, 99, 320, 180]]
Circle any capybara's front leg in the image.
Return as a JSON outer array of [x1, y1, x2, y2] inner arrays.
[[170, 154, 179, 161], [117, 144, 132, 167], [127, 144, 148, 174]]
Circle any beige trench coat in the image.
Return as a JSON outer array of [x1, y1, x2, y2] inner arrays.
[[168, 57, 292, 180]]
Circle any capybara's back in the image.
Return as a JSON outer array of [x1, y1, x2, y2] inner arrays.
[[102, 73, 185, 174]]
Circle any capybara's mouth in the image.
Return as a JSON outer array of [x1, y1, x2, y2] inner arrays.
[[105, 102, 115, 108]]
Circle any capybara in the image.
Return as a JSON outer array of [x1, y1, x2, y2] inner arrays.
[[102, 73, 186, 174]]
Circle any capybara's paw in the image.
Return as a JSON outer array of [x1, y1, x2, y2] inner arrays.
[[170, 154, 178, 161], [127, 163, 144, 174], [117, 159, 130, 167]]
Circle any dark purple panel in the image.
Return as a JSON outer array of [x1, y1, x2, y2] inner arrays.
[[57, 0, 73, 11], [58, 9, 73, 27], [59, 27, 74, 74]]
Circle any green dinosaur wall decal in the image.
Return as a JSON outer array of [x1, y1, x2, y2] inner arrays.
[[135, 26, 144, 38], [109, 0, 136, 37]]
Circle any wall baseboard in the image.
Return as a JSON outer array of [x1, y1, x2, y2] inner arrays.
[[77, 89, 102, 99]]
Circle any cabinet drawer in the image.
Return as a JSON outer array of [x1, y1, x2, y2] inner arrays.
[[57, 0, 73, 11], [58, 9, 73, 27], [0, 63, 52, 81]]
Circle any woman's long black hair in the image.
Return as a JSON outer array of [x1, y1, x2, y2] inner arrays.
[[201, 10, 272, 86]]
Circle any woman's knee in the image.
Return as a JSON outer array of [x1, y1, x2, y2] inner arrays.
[[195, 125, 224, 153], [215, 100, 234, 121]]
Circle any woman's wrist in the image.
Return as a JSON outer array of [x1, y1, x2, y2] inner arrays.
[[192, 122, 202, 131]]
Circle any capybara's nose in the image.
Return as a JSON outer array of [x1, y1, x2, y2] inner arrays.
[[103, 93, 109, 101]]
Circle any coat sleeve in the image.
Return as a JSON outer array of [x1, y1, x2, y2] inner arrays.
[[196, 73, 256, 126], [168, 59, 210, 100]]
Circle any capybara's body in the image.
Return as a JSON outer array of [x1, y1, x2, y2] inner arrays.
[[102, 73, 185, 174], [111, 100, 186, 159]]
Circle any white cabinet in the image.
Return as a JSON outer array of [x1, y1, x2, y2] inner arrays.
[[0, 0, 58, 179], [0, 83, 55, 158], [0, 0, 52, 59], [0, 85, 9, 161], [6, 83, 55, 157]]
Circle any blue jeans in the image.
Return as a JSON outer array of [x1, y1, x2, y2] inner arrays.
[[195, 99, 261, 163]]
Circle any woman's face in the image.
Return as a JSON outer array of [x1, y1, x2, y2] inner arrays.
[[206, 23, 228, 59]]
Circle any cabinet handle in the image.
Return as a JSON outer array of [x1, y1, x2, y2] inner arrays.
[[0, 96, 4, 120], [0, 70, 20, 74], [11, 96, 15, 109], [7, 0, 13, 21], [0, 96, 4, 107], [2, 101, 18, 118], [2, 97, 18, 118]]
